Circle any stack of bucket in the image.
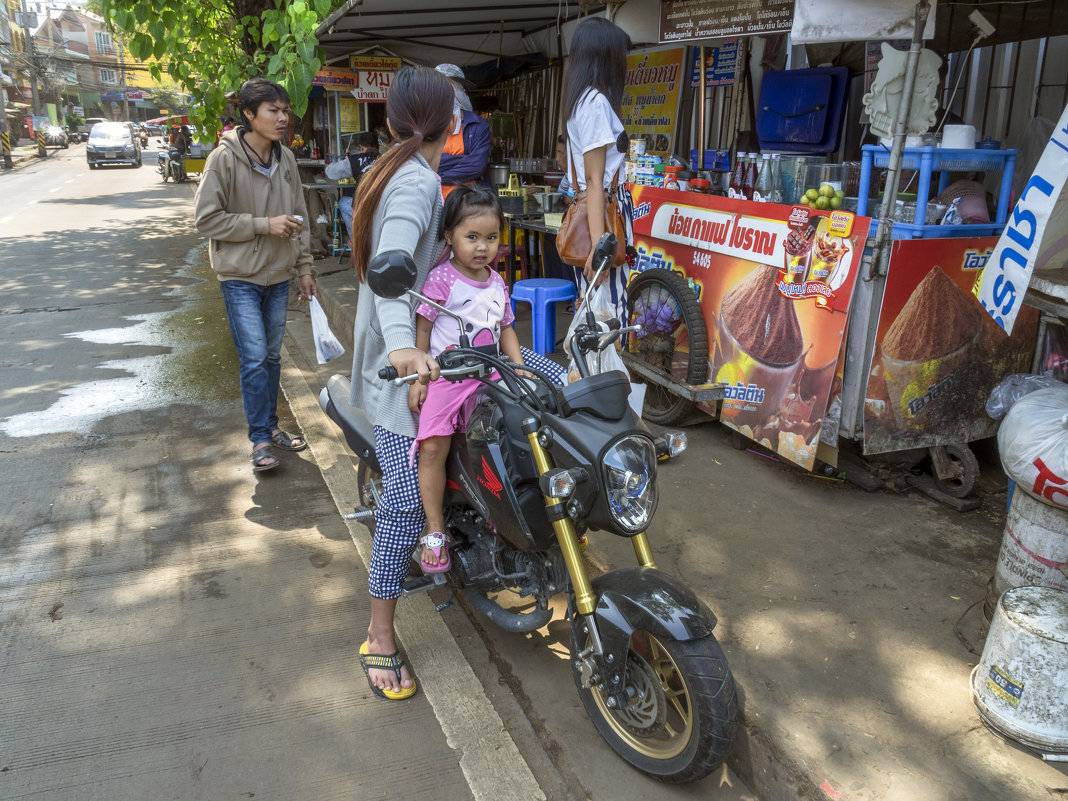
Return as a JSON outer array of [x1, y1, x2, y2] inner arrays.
[[973, 386, 1068, 759]]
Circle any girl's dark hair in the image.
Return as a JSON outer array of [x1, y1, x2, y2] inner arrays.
[[351, 66, 455, 281], [561, 17, 631, 121], [439, 186, 504, 240], [237, 78, 290, 129]]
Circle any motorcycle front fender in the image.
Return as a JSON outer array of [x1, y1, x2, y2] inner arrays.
[[587, 567, 718, 697]]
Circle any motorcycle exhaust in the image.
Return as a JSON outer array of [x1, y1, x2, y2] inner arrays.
[[463, 589, 553, 632]]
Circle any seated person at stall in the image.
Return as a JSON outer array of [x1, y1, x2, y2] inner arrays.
[[324, 131, 380, 239], [435, 63, 490, 198], [175, 125, 192, 155]]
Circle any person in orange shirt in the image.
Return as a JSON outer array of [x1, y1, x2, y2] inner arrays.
[[434, 63, 490, 199]]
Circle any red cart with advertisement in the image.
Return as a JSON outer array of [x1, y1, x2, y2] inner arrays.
[[624, 188, 870, 473], [621, 187, 1038, 498]]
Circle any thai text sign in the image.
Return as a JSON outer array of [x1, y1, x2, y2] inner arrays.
[[314, 68, 357, 90], [621, 48, 685, 156], [350, 55, 401, 71], [974, 101, 1068, 334], [690, 39, 739, 88], [661, 0, 794, 43]]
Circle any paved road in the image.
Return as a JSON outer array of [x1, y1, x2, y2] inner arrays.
[[0, 148, 477, 800]]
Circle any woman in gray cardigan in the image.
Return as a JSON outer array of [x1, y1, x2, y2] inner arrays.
[[350, 66, 565, 700]]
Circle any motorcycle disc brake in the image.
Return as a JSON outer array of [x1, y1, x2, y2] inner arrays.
[[609, 653, 668, 737]]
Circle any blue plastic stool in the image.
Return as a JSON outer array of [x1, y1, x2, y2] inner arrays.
[[510, 278, 578, 356]]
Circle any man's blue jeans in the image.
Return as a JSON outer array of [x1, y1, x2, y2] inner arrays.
[[338, 195, 354, 239], [220, 279, 289, 447]]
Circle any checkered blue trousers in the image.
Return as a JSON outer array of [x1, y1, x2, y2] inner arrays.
[[368, 347, 565, 599]]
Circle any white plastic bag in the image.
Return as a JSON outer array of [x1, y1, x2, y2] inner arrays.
[[563, 282, 629, 380], [310, 296, 345, 364], [998, 382, 1068, 510]]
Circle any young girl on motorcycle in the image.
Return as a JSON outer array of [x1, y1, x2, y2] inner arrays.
[[409, 187, 527, 572]]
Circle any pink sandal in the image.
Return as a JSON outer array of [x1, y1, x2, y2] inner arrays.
[[419, 531, 451, 574]]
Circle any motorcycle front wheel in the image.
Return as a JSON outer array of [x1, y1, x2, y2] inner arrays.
[[575, 629, 737, 783]]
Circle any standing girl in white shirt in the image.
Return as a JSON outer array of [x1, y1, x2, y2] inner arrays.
[[560, 17, 634, 323]]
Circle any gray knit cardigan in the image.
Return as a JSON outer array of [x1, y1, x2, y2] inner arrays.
[[349, 153, 444, 439]]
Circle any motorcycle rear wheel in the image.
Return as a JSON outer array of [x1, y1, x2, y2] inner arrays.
[[575, 629, 737, 783]]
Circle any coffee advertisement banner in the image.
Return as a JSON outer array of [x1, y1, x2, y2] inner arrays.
[[660, 0, 794, 43], [864, 238, 1038, 455], [621, 48, 686, 157], [628, 187, 870, 470]]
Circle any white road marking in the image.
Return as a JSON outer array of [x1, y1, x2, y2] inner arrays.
[[0, 216, 11, 224], [49, 187, 60, 193]]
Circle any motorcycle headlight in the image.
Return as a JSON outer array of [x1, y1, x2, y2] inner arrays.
[[602, 435, 657, 533]]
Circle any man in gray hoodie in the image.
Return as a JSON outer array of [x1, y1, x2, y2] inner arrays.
[[194, 78, 317, 472]]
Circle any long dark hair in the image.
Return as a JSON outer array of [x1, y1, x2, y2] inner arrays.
[[351, 66, 454, 281], [439, 186, 504, 241], [561, 17, 630, 121]]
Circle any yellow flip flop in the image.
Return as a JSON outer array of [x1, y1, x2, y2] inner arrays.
[[359, 640, 417, 700]]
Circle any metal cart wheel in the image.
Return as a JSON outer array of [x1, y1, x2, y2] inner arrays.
[[930, 443, 980, 499], [626, 269, 709, 425]]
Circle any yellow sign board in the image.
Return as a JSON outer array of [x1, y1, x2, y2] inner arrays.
[[620, 48, 685, 157], [350, 55, 402, 71]]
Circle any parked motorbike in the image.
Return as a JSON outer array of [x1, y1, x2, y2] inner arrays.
[[158, 147, 186, 183], [319, 234, 738, 782]]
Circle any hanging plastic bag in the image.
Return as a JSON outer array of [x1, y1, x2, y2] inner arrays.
[[563, 282, 628, 380], [986, 372, 1059, 419], [310, 296, 345, 364]]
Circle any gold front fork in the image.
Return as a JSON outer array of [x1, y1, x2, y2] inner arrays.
[[525, 427, 660, 612], [525, 428, 598, 616], [631, 532, 657, 568]]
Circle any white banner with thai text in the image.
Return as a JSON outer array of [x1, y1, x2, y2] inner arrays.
[[974, 102, 1068, 334]]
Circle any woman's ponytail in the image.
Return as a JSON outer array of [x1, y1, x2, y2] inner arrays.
[[351, 66, 454, 281]]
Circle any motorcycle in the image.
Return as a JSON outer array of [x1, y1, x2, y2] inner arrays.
[[139, 129, 149, 148], [158, 147, 186, 183], [319, 234, 739, 782]]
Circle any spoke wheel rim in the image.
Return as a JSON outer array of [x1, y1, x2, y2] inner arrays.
[[589, 631, 694, 759], [629, 285, 693, 415]]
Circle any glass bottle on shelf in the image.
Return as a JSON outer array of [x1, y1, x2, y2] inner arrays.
[[743, 153, 759, 200], [770, 154, 783, 204], [727, 152, 746, 199], [752, 154, 772, 202]]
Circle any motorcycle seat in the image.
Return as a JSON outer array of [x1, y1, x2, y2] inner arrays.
[[319, 374, 381, 472]]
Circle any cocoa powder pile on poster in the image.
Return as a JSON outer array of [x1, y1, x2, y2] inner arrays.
[[721, 264, 803, 365], [882, 265, 982, 361]]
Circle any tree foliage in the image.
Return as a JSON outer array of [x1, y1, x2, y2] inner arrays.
[[100, 0, 333, 136]]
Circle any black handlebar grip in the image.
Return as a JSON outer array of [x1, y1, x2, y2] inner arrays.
[[606, 317, 622, 330], [378, 366, 398, 380]]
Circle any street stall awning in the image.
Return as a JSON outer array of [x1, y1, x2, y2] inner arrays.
[[315, 0, 604, 71]]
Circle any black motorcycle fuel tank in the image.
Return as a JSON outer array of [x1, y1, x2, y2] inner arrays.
[[451, 389, 554, 551]]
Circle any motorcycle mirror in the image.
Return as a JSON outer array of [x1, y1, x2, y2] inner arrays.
[[366, 250, 417, 298], [584, 231, 619, 329]]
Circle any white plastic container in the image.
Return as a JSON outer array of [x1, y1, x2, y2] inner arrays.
[[993, 488, 1068, 599], [941, 124, 976, 149], [971, 585, 1068, 755]]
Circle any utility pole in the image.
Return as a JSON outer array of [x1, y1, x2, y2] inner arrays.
[[18, 0, 40, 116], [119, 42, 128, 120]]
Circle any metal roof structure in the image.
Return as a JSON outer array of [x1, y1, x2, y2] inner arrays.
[[315, 1, 606, 69]]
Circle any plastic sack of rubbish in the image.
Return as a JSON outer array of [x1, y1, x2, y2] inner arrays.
[[310, 296, 345, 364], [997, 382, 1068, 510], [986, 372, 1059, 419]]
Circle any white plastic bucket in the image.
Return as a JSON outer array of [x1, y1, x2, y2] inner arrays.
[[971, 585, 1068, 754], [993, 487, 1068, 598]]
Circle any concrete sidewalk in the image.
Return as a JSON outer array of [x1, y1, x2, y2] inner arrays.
[[290, 258, 1068, 801]]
